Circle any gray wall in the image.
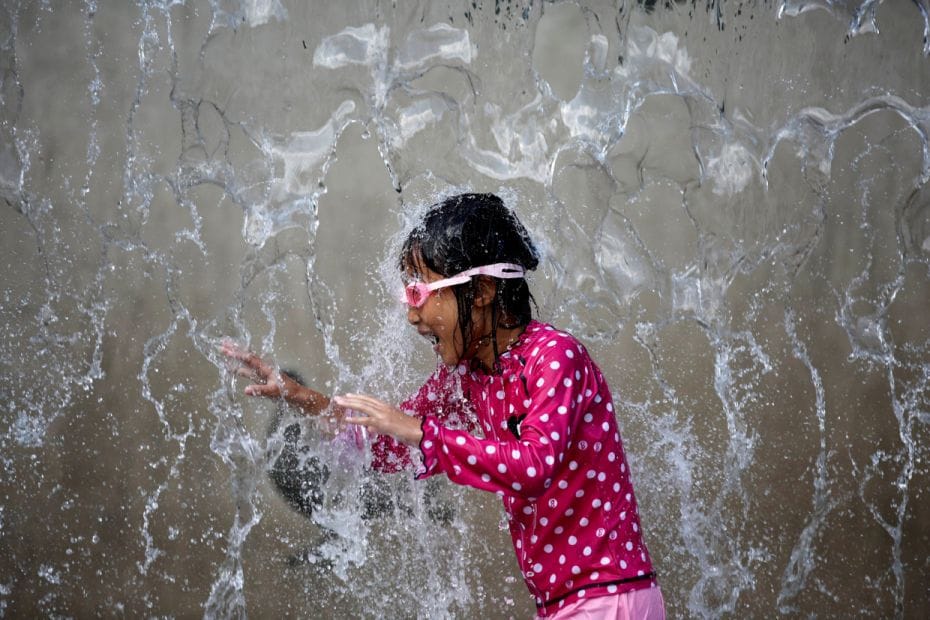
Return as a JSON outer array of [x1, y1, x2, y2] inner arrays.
[[1, 1, 929, 617]]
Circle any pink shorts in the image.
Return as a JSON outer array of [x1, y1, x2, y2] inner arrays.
[[537, 587, 666, 620]]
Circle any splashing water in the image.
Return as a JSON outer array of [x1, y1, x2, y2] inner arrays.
[[1, 1, 928, 617]]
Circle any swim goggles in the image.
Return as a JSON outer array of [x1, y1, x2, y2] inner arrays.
[[400, 263, 525, 308]]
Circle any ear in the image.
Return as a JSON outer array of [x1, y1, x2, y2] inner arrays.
[[473, 276, 497, 308]]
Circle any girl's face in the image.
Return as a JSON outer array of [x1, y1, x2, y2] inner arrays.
[[405, 257, 467, 366]]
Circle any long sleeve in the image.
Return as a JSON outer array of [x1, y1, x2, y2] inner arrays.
[[370, 365, 473, 473], [417, 332, 592, 501]]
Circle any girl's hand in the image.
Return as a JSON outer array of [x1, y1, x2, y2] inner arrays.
[[220, 340, 329, 415], [334, 394, 423, 446]]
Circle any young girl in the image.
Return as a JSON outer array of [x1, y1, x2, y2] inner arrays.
[[223, 193, 665, 619]]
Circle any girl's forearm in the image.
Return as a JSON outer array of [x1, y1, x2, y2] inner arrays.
[[288, 385, 330, 416]]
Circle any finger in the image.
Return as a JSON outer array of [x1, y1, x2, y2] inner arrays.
[[340, 394, 389, 411], [334, 395, 381, 415], [235, 366, 262, 381], [342, 416, 371, 426], [244, 383, 279, 397]]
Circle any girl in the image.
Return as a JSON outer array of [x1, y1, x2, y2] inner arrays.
[[224, 193, 665, 619]]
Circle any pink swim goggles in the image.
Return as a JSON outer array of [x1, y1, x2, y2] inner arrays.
[[400, 262, 525, 308]]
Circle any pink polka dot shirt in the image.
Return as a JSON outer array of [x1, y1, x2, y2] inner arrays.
[[371, 321, 657, 615]]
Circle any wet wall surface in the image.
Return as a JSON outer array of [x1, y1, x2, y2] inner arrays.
[[1, 1, 929, 617]]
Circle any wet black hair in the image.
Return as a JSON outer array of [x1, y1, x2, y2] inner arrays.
[[400, 193, 540, 368]]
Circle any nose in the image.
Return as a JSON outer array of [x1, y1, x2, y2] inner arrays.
[[407, 305, 420, 325]]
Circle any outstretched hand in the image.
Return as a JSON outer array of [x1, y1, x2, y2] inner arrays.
[[220, 339, 329, 416], [334, 394, 423, 446]]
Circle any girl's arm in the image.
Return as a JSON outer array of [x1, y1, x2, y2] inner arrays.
[[353, 333, 593, 501], [220, 340, 331, 416]]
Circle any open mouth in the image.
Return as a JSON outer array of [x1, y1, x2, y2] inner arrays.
[[421, 333, 441, 352]]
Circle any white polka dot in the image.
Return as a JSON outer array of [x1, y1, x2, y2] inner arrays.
[[605, 502, 612, 511], [544, 544, 553, 553], [498, 463, 507, 474], [496, 390, 505, 400], [621, 463, 626, 473], [532, 347, 539, 356], [620, 560, 627, 569], [558, 554, 566, 564], [565, 349, 574, 359], [575, 371, 581, 380], [467, 455, 477, 465], [607, 584, 618, 593], [592, 499, 602, 508], [423, 440, 433, 449], [453, 465, 461, 475], [626, 541, 634, 551], [548, 498, 558, 508], [626, 493, 632, 501], [545, 455, 555, 465], [481, 474, 491, 482], [523, 399, 532, 408], [578, 589, 586, 597], [594, 394, 602, 403], [442, 445, 449, 454], [578, 440, 588, 450], [608, 452, 616, 462], [582, 546, 592, 556], [602, 422, 610, 432], [571, 566, 581, 575], [523, 506, 534, 515], [575, 489, 585, 498], [568, 535, 577, 545], [540, 413, 549, 422], [583, 413, 593, 423], [516, 540, 522, 549], [597, 472, 606, 482], [565, 508, 574, 516], [536, 378, 545, 388], [584, 389, 592, 397], [569, 460, 578, 470], [557, 406, 567, 415], [594, 442, 602, 452], [586, 469, 596, 479], [540, 517, 548, 526], [613, 482, 621, 492], [600, 557, 610, 565], [607, 403, 613, 412], [620, 511, 626, 520], [555, 526, 564, 534], [558, 480, 568, 489], [596, 528, 606, 537], [527, 466, 537, 477], [550, 431, 560, 441], [485, 445, 496, 454], [633, 523, 638, 532], [547, 387, 556, 397], [550, 361, 560, 370], [579, 517, 589, 526], [563, 378, 572, 388], [548, 340, 557, 347], [550, 574, 557, 584], [512, 482, 522, 491], [455, 436, 466, 446]]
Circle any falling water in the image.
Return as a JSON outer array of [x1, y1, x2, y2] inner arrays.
[[1, 1, 929, 617]]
